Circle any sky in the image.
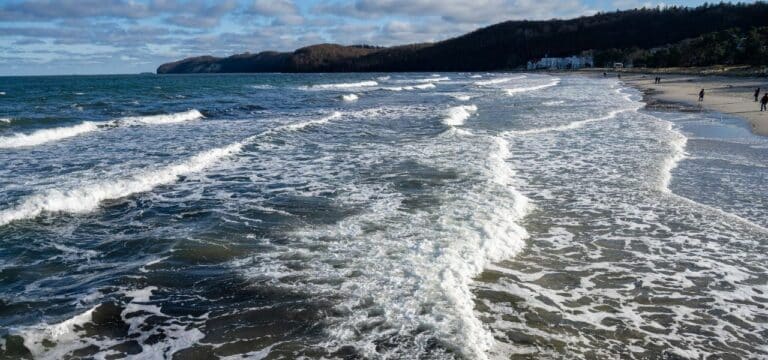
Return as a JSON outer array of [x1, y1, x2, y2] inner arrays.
[[0, 0, 752, 75]]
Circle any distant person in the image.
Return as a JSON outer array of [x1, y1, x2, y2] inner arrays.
[[699, 89, 705, 102], [603, 72, 607, 77], [755, 88, 761, 102], [761, 94, 768, 111], [618, 74, 621, 79]]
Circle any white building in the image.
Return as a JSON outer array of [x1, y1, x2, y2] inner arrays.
[[527, 55, 594, 70]]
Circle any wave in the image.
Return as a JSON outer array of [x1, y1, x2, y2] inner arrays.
[[505, 78, 560, 96], [250, 84, 274, 89], [470, 75, 483, 78], [0, 110, 204, 148], [376, 76, 390, 81], [474, 76, 525, 86], [0, 142, 244, 226], [380, 83, 436, 91], [0, 112, 345, 226], [659, 122, 688, 193], [390, 77, 450, 84], [543, 100, 565, 106], [0, 91, 5, 95], [341, 94, 359, 102], [0, 117, 11, 124], [0, 122, 101, 148], [278, 112, 342, 132], [505, 106, 639, 136], [120, 109, 203, 125], [300, 81, 378, 90], [442, 105, 477, 126], [450, 94, 472, 101]]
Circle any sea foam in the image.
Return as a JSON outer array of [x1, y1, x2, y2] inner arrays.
[[442, 105, 477, 126], [473, 76, 524, 86], [301, 81, 378, 90], [505, 78, 560, 95], [0, 122, 100, 148], [120, 109, 204, 125], [341, 94, 359, 102]]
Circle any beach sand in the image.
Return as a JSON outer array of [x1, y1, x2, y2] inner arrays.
[[619, 74, 768, 136]]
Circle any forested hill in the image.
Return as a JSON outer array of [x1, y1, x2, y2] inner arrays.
[[157, 2, 768, 74]]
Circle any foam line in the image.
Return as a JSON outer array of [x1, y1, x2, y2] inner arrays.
[[473, 76, 525, 86], [300, 81, 378, 90], [505, 78, 560, 96]]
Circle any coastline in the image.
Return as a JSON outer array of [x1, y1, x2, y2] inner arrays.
[[595, 71, 768, 136]]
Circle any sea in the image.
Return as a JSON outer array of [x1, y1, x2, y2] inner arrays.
[[0, 73, 766, 359]]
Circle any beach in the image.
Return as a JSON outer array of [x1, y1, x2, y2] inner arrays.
[[619, 73, 768, 136]]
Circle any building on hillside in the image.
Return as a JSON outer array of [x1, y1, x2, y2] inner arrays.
[[527, 55, 594, 70]]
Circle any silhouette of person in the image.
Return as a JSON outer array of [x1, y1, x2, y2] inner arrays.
[[761, 94, 768, 111], [755, 88, 761, 102], [699, 89, 705, 102]]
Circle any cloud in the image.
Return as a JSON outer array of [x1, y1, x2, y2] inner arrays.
[[0, 0, 151, 21], [247, 0, 305, 25], [316, 0, 592, 23]]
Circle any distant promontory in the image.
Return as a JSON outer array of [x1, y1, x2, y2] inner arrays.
[[157, 3, 768, 74]]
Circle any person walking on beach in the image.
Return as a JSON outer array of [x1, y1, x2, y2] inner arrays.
[[699, 89, 705, 102], [761, 93, 768, 111], [755, 88, 761, 102]]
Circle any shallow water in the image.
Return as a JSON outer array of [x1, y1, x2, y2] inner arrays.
[[0, 73, 766, 359]]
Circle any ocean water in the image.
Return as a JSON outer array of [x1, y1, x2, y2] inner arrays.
[[0, 73, 766, 359]]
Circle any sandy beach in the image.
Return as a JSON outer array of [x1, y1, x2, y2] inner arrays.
[[618, 73, 768, 136]]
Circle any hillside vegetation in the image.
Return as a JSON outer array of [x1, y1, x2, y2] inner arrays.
[[157, 3, 768, 74]]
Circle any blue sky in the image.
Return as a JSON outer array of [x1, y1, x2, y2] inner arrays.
[[0, 0, 752, 75]]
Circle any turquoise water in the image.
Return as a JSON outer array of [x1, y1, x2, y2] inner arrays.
[[0, 73, 766, 359]]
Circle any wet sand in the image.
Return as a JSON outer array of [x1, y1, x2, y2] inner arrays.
[[619, 74, 768, 136]]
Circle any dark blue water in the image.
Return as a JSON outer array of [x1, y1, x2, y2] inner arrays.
[[0, 73, 766, 359]]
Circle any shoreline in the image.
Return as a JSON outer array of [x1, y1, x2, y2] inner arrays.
[[579, 71, 768, 136]]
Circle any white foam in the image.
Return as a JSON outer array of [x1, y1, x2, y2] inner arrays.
[[376, 76, 391, 81], [120, 109, 203, 125], [341, 94, 359, 102], [505, 78, 560, 96], [474, 76, 524, 86], [0, 122, 100, 148], [543, 100, 565, 106], [451, 94, 472, 101], [0, 117, 11, 124], [504, 102, 643, 136], [250, 84, 274, 89], [380, 83, 436, 91], [658, 122, 688, 193], [0, 91, 5, 95], [279, 112, 342, 131], [301, 81, 378, 90], [442, 105, 477, 126], [470, 75, 483, 78]]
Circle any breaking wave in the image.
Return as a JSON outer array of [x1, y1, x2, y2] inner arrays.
[[0, 122, 101, 148], [442, 105, 477, 127], [505, 78, 560, 95], [300, 81, 378, 90]]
